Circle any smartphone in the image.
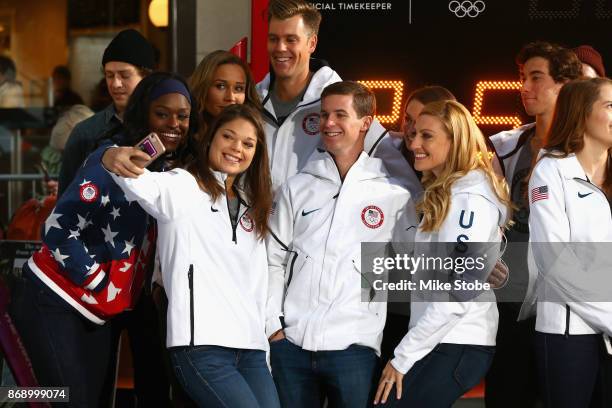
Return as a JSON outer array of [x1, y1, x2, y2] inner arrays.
[[135, 132, 166, 166]]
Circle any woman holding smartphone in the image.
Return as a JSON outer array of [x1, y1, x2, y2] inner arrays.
[[9, 72, 196, 407], [108, 104, 280, 408], [374, 100, 512, 407], [528, 77, 612, 408]]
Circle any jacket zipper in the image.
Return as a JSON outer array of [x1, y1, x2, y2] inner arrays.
[[564, 305, 570, 338], [287, 252, 298, 288], [226, 188, 239, 244], [353, 260, 375, 302], [188, 264, 194, 346]]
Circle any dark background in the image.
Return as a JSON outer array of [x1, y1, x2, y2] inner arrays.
[[311, 0, 611, 132]]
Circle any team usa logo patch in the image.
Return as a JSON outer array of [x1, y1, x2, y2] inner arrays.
[[239, 213, 254, 232], [361, 205, 384, 229], [302, 113, 320, 136], [79, 182, 99, 203]]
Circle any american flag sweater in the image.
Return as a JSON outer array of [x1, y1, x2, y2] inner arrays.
[[27, 144, 155, 324]]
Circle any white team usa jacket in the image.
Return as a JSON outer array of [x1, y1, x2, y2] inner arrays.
[[257, 61, 420, 195], [111, 168, 270, 350], [528, 153, 612, 336], [489, 123, 535, 183], [266, 150, 418, 355], [391, 169, 508, 374]]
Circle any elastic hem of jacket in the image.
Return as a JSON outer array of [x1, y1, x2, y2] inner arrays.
[[27, 258, 106, 325]]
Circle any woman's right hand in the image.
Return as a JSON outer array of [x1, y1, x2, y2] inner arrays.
[[101, 147, 151, 178]]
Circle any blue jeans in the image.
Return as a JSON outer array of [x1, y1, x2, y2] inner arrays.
[[169, 345, 280, 408], [380, 343, 495, 407], [535, 332, 602, 408], [269, 338, 379, 408]]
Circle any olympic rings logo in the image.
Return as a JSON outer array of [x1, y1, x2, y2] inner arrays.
[[448, 0, 486, 18]]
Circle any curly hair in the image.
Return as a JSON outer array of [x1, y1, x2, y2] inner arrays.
[[516, 41, 582, 83], [417, 101, 512, 232]]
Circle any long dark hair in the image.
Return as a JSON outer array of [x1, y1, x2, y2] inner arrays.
[[543, 77, 612, 197], [105, 72, 199, 168], [189, 51, 261, 140], [186, 104, 272, 240]]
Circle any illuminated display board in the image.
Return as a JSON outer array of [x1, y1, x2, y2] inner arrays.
[[255, 0, 610, 132]]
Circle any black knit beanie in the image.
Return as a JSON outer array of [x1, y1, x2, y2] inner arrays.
[[102, 29, 155, 70]]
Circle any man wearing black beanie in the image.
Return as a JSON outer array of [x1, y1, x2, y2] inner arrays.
[[58, 29, 155, 196]]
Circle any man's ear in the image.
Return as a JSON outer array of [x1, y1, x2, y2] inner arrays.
[[308, 34, 318, 54], [360, 115, 374, 133]]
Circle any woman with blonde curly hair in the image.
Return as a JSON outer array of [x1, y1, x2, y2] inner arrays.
[[375, 100, 512, 407]]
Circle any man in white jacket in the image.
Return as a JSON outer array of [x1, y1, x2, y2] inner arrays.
[[486, 41, 582, 408], [266, 81, 417, 407], [258, 0, 420, 196]]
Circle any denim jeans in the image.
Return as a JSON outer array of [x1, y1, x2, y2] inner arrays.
[[535, 332, 602, 408], [169, 345, 280, 408], [269, 338, 379, 408], [9, 269, 114, 408], [380, 343, 495, 408]]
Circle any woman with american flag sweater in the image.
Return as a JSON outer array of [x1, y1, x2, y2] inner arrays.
[[9, 72, 197, 407]]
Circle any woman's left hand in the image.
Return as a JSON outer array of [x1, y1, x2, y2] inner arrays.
[[373, 360, 404, 405]]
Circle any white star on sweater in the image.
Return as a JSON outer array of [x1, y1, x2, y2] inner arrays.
[[68, 229, 80, 240], [76, 214, 93, 230], [110, 207, 121, 220], [100, 194, 110, 207], [101, 223, 118, 248], [45, 210, 63, 235], [119, 262, 131, 272], [107, 282, 122, 302], [81, 293, 98, 304], [52, 248, 69, 267], [121, 237, 135, 256]]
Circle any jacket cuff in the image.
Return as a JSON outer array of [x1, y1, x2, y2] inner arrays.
[[390, 355, 414, 375], [83, 267, 107, 293], [266, 316, 283, 338]]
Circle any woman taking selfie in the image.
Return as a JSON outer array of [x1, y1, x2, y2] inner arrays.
[[109, 104, 279, 408]]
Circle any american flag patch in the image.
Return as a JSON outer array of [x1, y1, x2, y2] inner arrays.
[[531, 185, 549, 203]]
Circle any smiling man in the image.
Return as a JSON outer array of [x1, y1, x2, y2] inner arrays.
[[257, 0, 420, 196], [58, 29, 155, 196], [486, 41, 581, 408], [266, 81, 417, 408]]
